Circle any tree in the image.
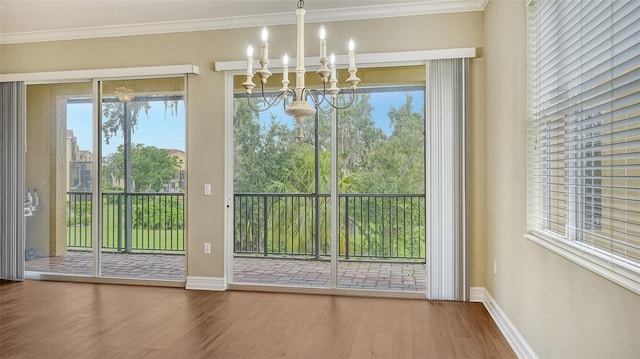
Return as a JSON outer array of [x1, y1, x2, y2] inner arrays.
[[233, 99, 302, 193], [101, 101, 150, 145], [334, 93, 384, 174], [267, 142, 358, 194], [103, 144, 179, 192], [233, 92, 382, 194], [231, 90, 426, 259], [358, 93, 425, 193], [338, 93, 426, 258], [101, 98, 181, 145]]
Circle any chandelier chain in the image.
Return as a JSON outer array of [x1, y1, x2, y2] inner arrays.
[[297, 0, 304, 9]]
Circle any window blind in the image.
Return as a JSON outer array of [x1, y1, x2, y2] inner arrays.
[[0, 81, 26, 281], [427, 58, 469, 301], [528, 0, 640, 269]]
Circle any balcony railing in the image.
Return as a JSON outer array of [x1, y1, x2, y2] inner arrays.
[[67, 191, 426, 261], [234, 193, 426, 262], [67, 192, 185, 253]]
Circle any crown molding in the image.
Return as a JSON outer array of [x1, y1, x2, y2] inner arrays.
[[0, 0, 488, 45]]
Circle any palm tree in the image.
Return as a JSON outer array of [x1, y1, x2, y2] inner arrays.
[[267, 143, 358, 256]]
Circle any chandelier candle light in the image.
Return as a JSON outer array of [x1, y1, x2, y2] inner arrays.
[[242, 0, 361, 140]]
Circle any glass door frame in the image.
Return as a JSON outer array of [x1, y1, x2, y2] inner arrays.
[[224, 59, 435, 297], [11, 65, 198, 286], [94, 76, 188, 282]]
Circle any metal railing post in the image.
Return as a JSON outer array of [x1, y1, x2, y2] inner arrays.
[[117, 193, 123, 251], [263, 195, 268, 256], [345, 196, 349, 259], [314, 110, 321, 260]]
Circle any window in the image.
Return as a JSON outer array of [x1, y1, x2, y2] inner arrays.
[[527, 0, 640, 289]]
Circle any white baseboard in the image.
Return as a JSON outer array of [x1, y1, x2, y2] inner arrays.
[[185, 276, 227, 291], [469, 286, 486, 302], [470, 287, 538, 359]]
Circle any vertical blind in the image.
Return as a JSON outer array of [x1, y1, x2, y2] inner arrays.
[[528, 0, 640, 269], [0, 82, 26, 281], [427, 58, 469, 301]]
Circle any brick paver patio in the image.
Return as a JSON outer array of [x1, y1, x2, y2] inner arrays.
[[25, 251, 186, 280], [233, 256, 426, 292], [25, 251, 426, 292]]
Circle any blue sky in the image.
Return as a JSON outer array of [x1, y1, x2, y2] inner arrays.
[[256, 90, 425, 135], [369, 90, 424, 134], [67, 101, 186, 155], [66, 89, 423, 154]]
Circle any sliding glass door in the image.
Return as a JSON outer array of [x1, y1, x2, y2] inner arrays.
[[232, 86, 332, 288], [24, 77, 186, 282], [99, 78, 186, 280], [335, 84, 426, 292], [231, 66, 427, 293], [24, 82, 95, 276]]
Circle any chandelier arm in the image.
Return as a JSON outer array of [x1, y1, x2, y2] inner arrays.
[[245, 93, 273, 112], [247, 86, 291, 113], [305, 87, 328, 107], [246, 86, 299, 112], [245, 94, 281, 112], [281, 88, 295, 111], [258, 84, 287, 108], [285, 88, 297, 99], [279, 88, 298, 111], [317, 104, 335, 115], [326, 89, 358, 110]]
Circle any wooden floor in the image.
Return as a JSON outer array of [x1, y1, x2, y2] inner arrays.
[[0, 281, 515, 358]]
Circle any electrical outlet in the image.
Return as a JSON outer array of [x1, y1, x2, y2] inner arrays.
[[204, 242, 211, 254], [493, 260, 497, 275], [204, 184, 212, 195]]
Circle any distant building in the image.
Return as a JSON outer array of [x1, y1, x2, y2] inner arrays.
[[65, 132, 185, 192], [99, 146, 186, 192], [66, 130, 92, 192], [166, 149, 186, 191]]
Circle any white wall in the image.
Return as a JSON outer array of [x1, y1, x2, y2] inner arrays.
[[484, 1, 640, 357], [0, 11, 486, 283]]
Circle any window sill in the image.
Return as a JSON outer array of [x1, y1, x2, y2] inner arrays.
[[524, 231, 640, 295]]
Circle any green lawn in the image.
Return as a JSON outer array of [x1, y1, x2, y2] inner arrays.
[[67, 226, 185, 253], [67, 202, 185, 254]]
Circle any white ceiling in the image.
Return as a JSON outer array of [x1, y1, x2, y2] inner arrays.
[[0, 0, 488, 44]]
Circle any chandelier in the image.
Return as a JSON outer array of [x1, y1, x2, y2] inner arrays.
[[242, 0, 360, 140]]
